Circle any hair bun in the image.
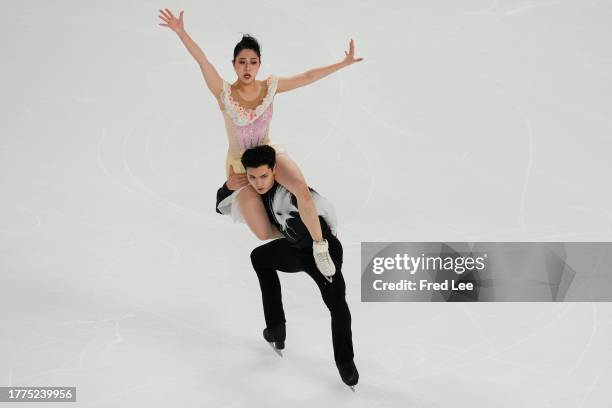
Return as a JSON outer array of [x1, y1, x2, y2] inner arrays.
[[233, 33, 262, 61]]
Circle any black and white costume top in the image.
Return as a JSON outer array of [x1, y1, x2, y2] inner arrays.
[[215, 181, 338, 248]]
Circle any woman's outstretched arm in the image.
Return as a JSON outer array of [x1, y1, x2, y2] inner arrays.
[[276, 38, 364, 94], [158, 8, 223, 98]]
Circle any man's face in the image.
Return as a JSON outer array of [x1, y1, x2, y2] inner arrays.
[[246, 164, 275, 194]]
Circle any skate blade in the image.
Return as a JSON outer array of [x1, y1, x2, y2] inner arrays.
[[267, 342, 283, 357], [349, 385, 356, 392]]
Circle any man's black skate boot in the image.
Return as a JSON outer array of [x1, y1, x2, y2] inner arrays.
[[335, 359, 359, 391], [263, 322, 286, 351]]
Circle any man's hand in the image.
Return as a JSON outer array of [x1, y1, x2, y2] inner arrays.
[[226, 165, 248, 191]]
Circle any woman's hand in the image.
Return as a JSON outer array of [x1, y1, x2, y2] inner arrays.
[[227, 165, 249, 191], [158, 8, 184, 34], [342, 38, 364, 65]]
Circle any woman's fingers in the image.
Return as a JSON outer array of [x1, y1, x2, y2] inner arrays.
[[159, 8, 179, 24], [158, 8, 184, 31], [159, 9, 170, 20], [158, 11, 173, 26], [345, 42, 353, 57], [344, 38, 363, 62]]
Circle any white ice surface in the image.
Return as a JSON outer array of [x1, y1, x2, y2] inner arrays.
[[1, 0, 612, 407]]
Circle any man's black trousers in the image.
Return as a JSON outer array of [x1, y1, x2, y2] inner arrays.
[[250, 232, 354, 363]]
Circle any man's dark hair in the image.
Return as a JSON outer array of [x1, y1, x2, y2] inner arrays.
[[241, 145, 276, 170]]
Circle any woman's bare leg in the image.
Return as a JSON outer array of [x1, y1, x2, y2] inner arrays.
[[274, 154, 323, 242], [237, 184, 278, 240]]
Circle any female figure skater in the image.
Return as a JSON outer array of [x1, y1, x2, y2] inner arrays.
[[158, 8, 363, 277]]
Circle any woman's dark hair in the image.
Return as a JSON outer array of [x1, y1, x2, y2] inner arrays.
[[241, 145, 276, 170], [233, 33, 261, 63]]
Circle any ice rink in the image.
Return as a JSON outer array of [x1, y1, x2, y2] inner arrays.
[[1, 0, 611, 406]]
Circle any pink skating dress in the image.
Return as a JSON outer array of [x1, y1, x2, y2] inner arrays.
[[217, 74, 287, 223], [219, 74, 286, 178]]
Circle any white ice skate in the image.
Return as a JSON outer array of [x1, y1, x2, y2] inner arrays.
[[313, 239, 335, 283]]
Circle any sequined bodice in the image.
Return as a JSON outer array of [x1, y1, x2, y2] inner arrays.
[[233, 104, 273, 151]]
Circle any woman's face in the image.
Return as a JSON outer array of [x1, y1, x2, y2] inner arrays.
[[233, 49, 260, 84]]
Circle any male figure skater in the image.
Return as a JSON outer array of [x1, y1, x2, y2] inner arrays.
[[215, 145, 359, 390]]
